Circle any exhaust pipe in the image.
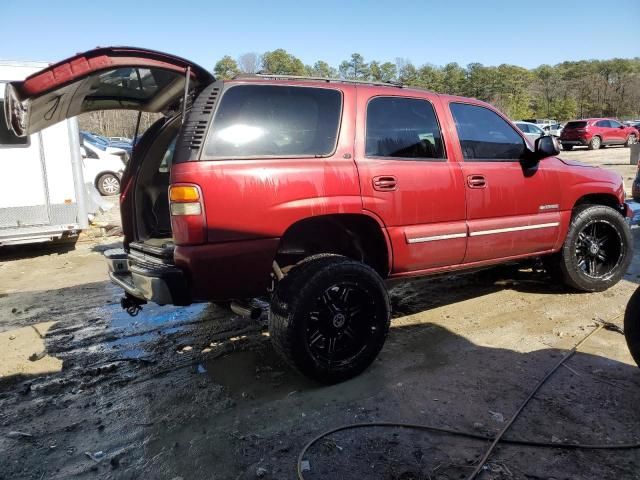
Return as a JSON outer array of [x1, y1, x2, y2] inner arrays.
[[230, 301, 263, 320]]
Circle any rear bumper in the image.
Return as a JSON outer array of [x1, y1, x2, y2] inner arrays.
[[104, 237, 279, 304], [560, 138, 588, 146], [104, 248, 191, 305]]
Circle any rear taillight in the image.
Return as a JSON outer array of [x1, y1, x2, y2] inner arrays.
[[169, 184, 207, 245]]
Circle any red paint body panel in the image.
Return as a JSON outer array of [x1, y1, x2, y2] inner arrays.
[[353, 88, 467, 272], [174, 239, 279, 301]]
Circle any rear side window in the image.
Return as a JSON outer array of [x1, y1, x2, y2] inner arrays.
[[0, 84, 29, 147], [365, 97, 445, 160], [450, 103, 525, 161], [565, 121, 587, 129], [203, 85, 342, 158]]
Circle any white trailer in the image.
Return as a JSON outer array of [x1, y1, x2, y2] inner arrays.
[[0, 61, 88, 246]]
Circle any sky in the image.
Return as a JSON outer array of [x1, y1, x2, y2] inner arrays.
[[2, 0, 638, 71]]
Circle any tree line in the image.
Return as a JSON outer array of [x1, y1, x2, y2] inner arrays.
[[215, 50, 640, 121]]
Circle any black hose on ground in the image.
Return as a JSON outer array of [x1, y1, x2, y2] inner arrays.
[[296, 315, 638, 480]]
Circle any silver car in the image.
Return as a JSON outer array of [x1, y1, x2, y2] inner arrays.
[[514, 121, 545, 143], [542, 123, 563, 137]]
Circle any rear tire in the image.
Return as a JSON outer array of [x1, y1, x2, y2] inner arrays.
[[97, 173, 120, 196], [562, 144, 574, 151], [269, 255, 390, 384], [588, 136, 601, 150], [555, 205, 632, 292], [624, 287, 640, 367]]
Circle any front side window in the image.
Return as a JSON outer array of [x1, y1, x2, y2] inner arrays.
[[365, 96, 445, 160], [0, 84, 29, 147], [204, 85, 342, 158], [450, 103, 526, 161], [609, 120, 622, 128]]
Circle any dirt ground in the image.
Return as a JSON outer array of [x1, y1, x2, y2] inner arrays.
[[1, 146, 640, 480]]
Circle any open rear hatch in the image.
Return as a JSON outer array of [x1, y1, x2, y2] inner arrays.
[[4, 46, 214, 137], [4, 47, 215, 307]]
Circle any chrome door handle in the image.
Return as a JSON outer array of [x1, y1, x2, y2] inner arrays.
[[467, 175, 486, 188], [373, 175, 398, 191]]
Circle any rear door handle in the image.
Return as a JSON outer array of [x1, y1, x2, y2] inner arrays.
[[467, 174, 486, 188], [373, 175, 397, 191]]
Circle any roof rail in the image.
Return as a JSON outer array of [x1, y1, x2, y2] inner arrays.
[[232, 73, 404, 88]]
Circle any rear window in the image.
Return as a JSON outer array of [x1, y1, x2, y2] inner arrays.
[[203, 85, 342, 158], [565, 121, 587, 129], [365, 96, 445, 160]]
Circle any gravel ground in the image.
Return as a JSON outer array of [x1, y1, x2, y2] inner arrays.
[[1, 147, 640, 480]]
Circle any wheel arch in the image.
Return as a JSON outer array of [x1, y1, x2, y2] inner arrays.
[[275, 213, 391, 277], [573, 192, 624, 214]]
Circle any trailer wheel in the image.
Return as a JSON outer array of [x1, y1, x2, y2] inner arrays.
[[269, 255, 390, 384], [97, 173, 120, 196]]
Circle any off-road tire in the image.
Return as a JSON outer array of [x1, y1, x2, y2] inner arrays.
[[556, 205, 632, 292], [624, 287, 640, 367], [269, 255, 390, 384], [562, 144, 574, 151], [97, 173, 120, 196], [588, 136, 601, 150]]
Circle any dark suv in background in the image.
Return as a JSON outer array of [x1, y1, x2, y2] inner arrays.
[[560, 118, 639, 150]]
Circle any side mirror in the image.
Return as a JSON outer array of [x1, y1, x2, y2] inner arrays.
[[535, 135, 560, 157], [620, 125, 626, 129], [80, 146, 87, 158], [522, 135, 560, 170]]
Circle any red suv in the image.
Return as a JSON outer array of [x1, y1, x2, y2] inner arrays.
[[4, 47, 634, 383], [560, 118, 639, 150]]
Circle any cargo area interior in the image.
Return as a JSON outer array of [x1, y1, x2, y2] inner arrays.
[[132, 116, 181, 255]]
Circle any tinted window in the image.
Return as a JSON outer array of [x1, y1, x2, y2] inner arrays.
[[204, 85, 341, 158], [595, 120, 609, 127], [609, 120, 622, 128], [0, 85, 29, 147], [450, 103, 525, 161], [565, 121, 587, 129], [365, 97, 445, 160]]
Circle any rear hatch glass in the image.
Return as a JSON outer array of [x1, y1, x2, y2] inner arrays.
[[564, 121, 587, 129]]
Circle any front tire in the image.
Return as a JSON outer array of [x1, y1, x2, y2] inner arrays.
[[556, 205, 632, 292], [625, 134, 638, 147], [588, 136, 601, 150], [97, 173, 121, 196], [269, 255, 390, 384]]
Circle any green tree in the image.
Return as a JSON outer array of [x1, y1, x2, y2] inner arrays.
[[308, 60, 338, 78], [441, 62, 466, 95], [261, 49, 306, 75], [369, 61, 397, 82], [213, 55, 239, 80], [339, 53, 370, 80], [396, 58, 418, 85]]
